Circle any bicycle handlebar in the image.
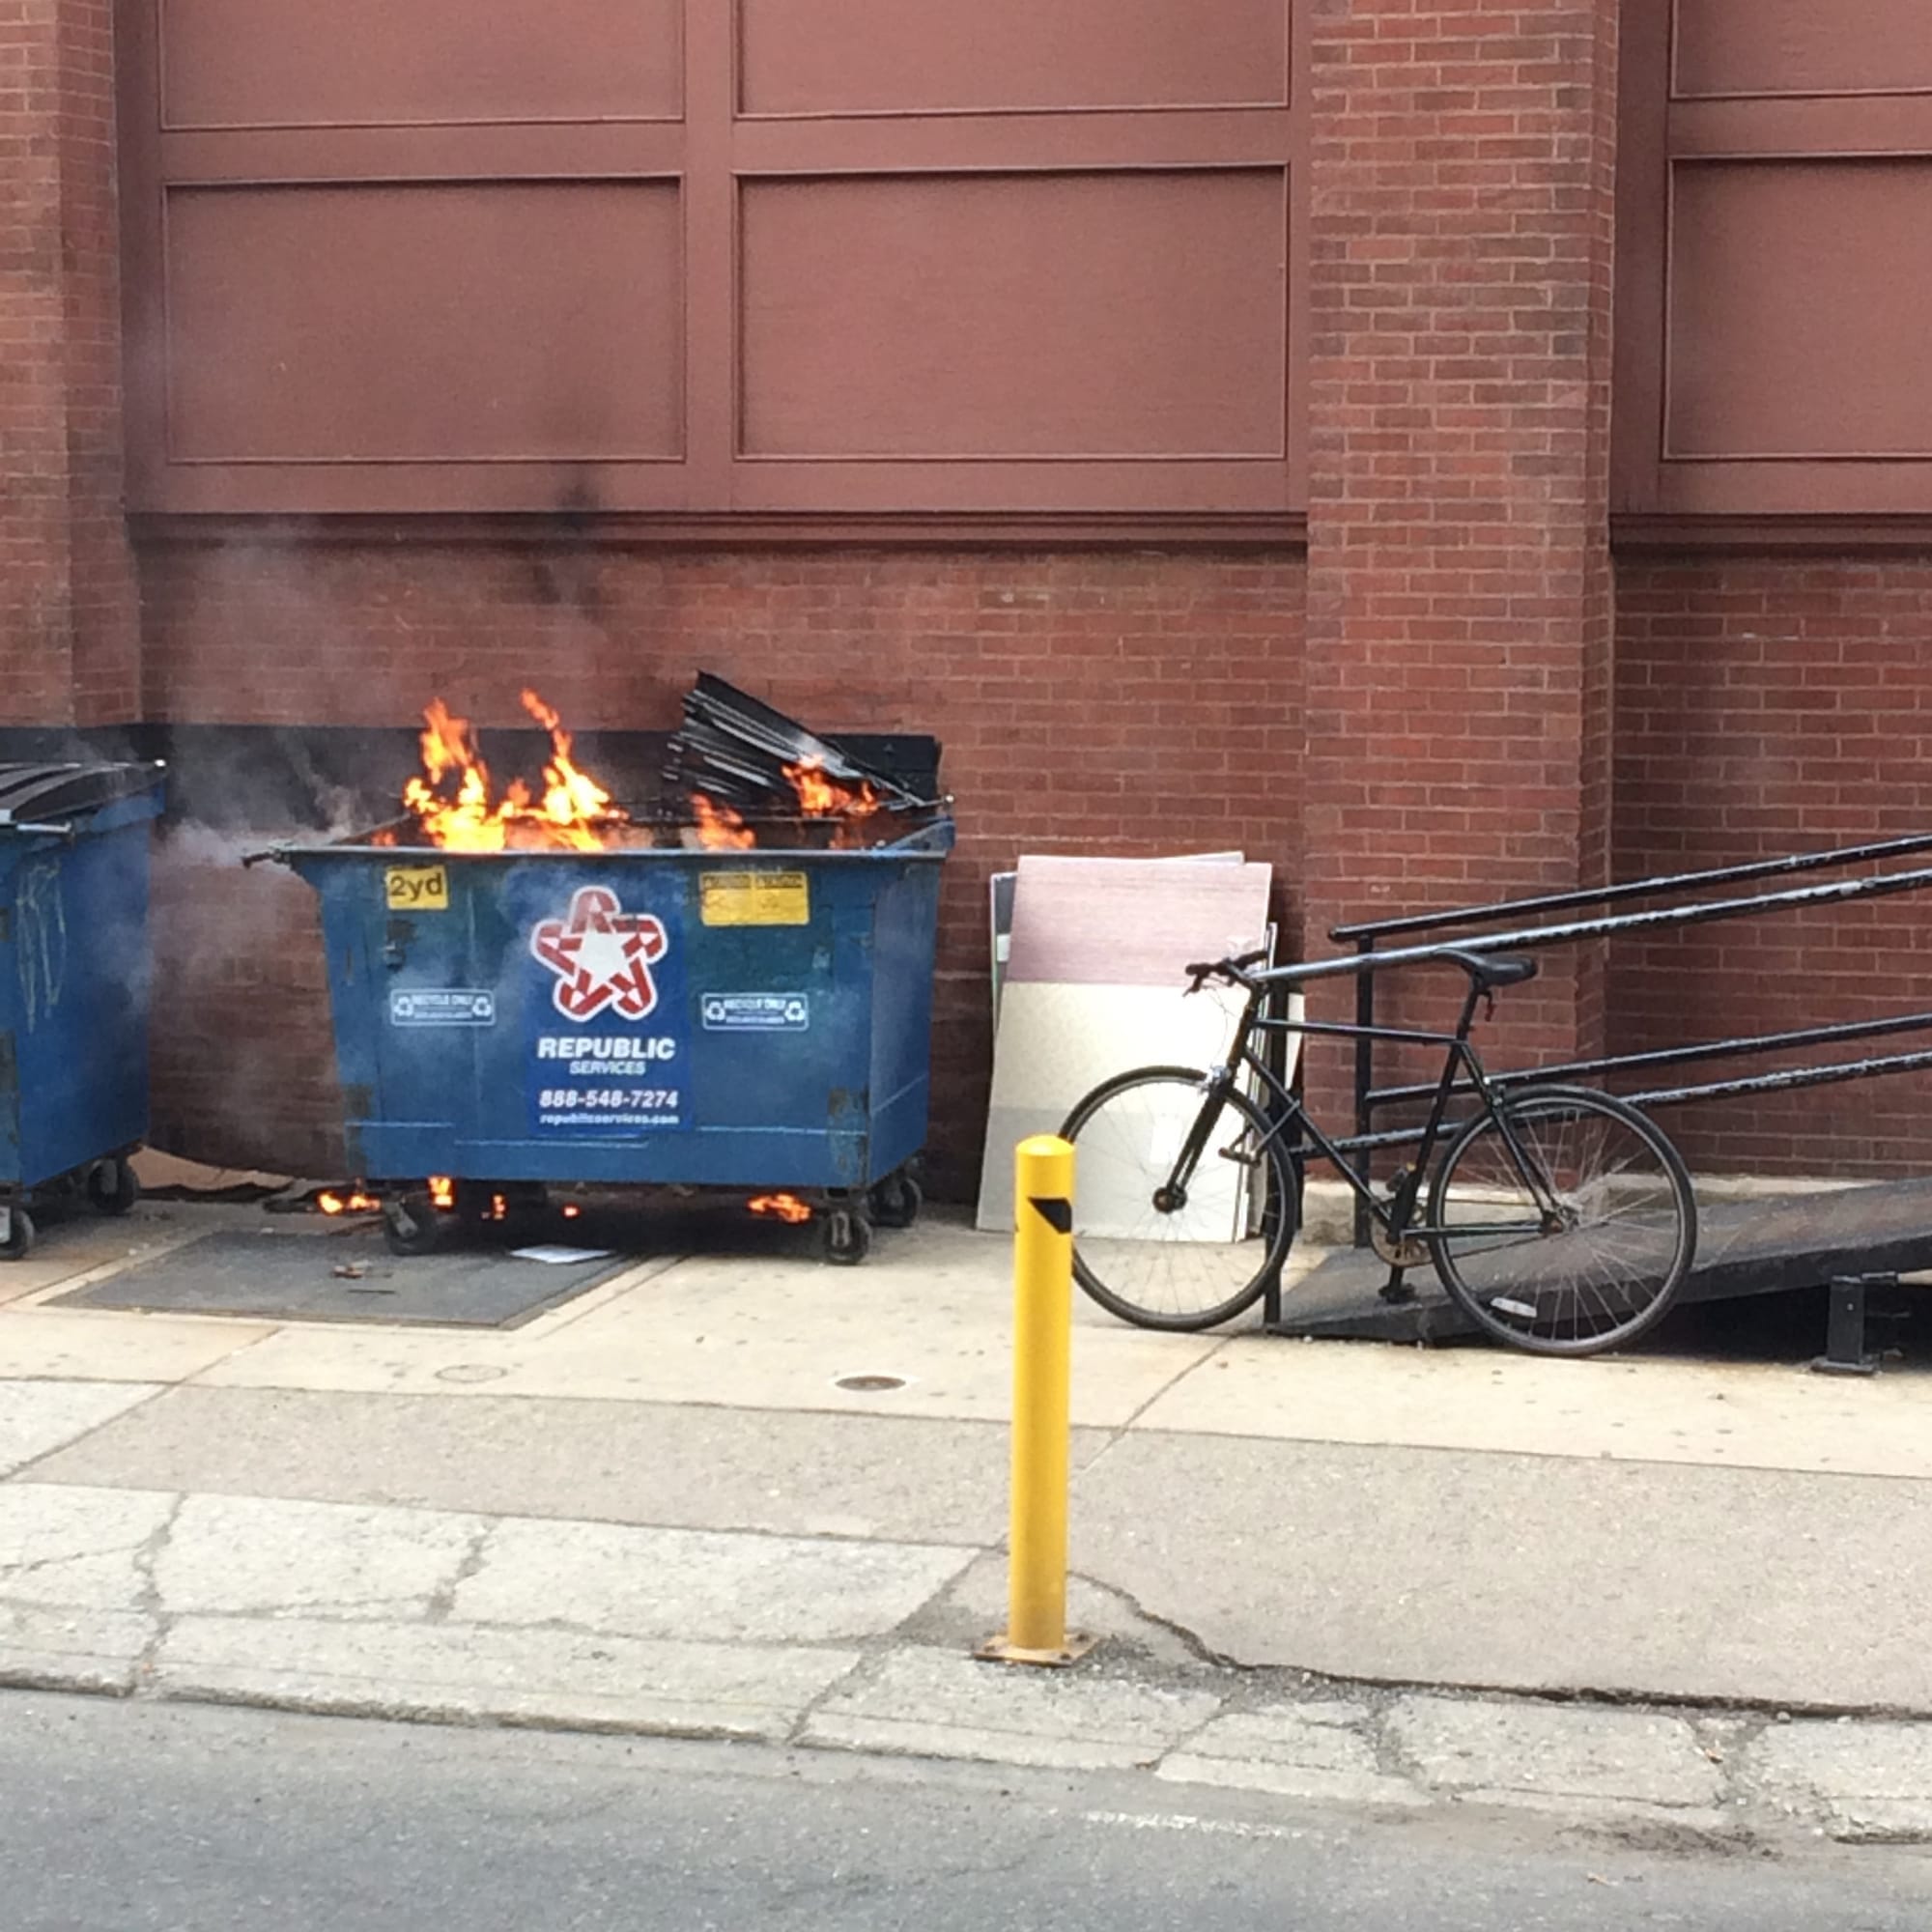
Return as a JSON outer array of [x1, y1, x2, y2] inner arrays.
[[1182, 948, 1272, 994]]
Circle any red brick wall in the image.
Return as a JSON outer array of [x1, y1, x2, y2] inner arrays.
[[57, 0, 141, 724], [1, 0, 80, 724], [1613, 555, 1932, 1176], [138, 542, 1305, 1189], [148, 840, 345, 1177], [1299, 0, 1622, 1121], [0, 0, 139, 727]]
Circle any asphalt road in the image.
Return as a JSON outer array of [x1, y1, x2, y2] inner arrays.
[[3, 1691, 1927, 1931]]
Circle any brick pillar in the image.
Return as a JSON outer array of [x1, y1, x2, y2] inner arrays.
[[1301, 0, 1619, 1086], [0, 0, 140, 727]]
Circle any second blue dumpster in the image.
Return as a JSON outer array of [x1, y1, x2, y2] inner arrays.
[[0, 760, 167, 1259]]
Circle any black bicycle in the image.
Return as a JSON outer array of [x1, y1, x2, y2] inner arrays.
[[1058, 948, 1696, 1356]]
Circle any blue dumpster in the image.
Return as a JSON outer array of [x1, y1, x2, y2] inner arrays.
[[0, 761, 167, 1258], [278, 816, 953, 1262]]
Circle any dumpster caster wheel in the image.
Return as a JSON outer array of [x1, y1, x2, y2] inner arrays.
[[87, 1159, 141, 1217], [0, 1208, 35, 1262], [867, 1173, 923, 1231], [383, 1194, 441, 1258], [822, 1208, 872, 1267]]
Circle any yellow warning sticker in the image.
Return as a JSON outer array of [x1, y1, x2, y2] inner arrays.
[[699, 869, 810, 927], [384, 865, 449, 912]]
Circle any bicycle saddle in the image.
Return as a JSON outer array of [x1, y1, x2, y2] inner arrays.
[[1439, 949, 1539, 990]]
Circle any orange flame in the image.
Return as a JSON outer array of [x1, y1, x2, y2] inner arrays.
[[783, 759, 881, 820], [317, 1189, 381, 1216], [520, 688, 619, 853], [428, 1176, 456, 1211], [692, 793, 756, 851], [395, 693, 630, 852], [748, 1193, 813, 1224]]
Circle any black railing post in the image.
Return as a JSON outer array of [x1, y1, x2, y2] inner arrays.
[[1352, 935, 1376, 1248]]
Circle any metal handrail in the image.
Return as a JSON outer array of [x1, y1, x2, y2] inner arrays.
[[1365, 1009, 1932, 1109], [1330, 829, 1932, 945], [1329, 830, 1932, 1246]]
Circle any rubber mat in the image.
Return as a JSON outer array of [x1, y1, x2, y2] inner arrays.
[[53, 1228, 628, 1328]]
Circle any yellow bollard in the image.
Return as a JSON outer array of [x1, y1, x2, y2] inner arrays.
[[979, 1133, 1096, 1666]]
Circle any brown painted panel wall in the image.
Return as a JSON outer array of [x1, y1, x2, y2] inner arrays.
[[163, 183, 684, 464], [120, 0, 1301, 520], [738, 0, 1287, 115], [739, 171, 1286, 459], [1674, 0, 1932, 99], [1667, 161, 1932, 460], [1617, 0, 1932, 521], [160, 0, 683, 128]]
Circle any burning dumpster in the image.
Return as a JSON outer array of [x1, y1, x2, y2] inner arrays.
[[268, 683, 951, 1264], [0, 760, 167, 1258]]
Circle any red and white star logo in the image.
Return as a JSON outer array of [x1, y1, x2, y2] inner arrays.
[[529, 886, 668, 1021]]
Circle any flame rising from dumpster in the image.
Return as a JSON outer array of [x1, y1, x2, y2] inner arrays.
[[783, 759, 881, 821], [392, 692, 631, 852], [384, 688, 907, 853], [692, 793, 756, 851]]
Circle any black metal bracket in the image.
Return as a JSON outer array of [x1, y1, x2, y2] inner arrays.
[[1378, 1264, 1415, 1305], [1811, 1273, 1896, 1377]]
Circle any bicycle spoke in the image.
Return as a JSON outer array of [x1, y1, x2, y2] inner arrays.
[[1429, 1089, 1693, 1356], [1062, 1070, 1290, 1331]]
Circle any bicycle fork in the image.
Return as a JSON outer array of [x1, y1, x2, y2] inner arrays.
[[1156, 1067, 1246, 1209]]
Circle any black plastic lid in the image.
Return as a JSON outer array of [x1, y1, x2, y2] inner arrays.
[[0, 760, 166, 821]]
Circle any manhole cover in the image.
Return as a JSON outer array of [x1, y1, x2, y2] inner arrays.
[[833, 1373, 907, 1392]]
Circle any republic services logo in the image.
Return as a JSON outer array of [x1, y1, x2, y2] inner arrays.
[[529, 886, 668, 1021]]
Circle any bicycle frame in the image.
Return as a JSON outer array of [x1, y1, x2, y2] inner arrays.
[[1167, 975, 1566, 1251]]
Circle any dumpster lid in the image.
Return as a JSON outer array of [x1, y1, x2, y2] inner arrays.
[[0, 760, 166, 826]]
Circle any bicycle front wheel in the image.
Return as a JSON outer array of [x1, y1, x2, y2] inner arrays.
[[1060, 1066, 1293, 1332], [1428, 1086, 1695, 1356]]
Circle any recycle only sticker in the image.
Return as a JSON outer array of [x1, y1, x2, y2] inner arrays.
[[701, 992, 810, 1033]]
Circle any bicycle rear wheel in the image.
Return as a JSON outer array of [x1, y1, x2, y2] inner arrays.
[[1059, 1066, 1293, 1332], [1428, 1085, 1695, 1356]]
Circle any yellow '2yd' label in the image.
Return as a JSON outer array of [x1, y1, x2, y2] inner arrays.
[[384, 865, 449, 912]]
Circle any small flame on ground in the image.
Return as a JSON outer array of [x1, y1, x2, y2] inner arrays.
[[783, 759, 881, 820], [692, 793, 756, 851], [429, 1176, 456, 1211], [317, 1189, 381, 1216], [561, 1203, 582, 1220], [748, 1193, 813, 1224], [489, 1193, 508, 1223]]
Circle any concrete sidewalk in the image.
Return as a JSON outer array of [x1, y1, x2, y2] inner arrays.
[[1, 1197, 1931, 1842]]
